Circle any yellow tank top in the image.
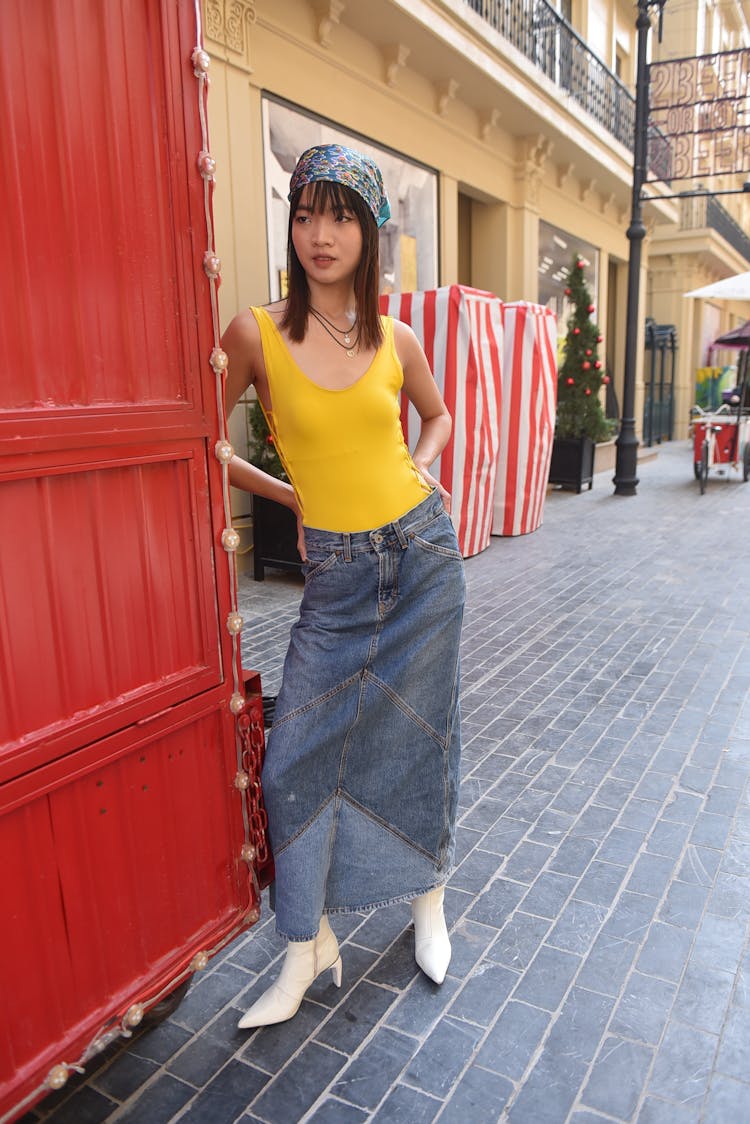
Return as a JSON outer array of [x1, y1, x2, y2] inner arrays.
[[251, 307, 430, 532]]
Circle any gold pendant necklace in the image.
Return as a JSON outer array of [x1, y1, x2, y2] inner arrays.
[[310, 305, 357, 342], [310, 308, 360, 358]]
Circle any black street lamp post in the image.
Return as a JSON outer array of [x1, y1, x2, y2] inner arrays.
[[613, 0, 665, 495]]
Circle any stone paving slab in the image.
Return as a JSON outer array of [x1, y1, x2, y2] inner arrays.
[[24, 441, 750, 1123]]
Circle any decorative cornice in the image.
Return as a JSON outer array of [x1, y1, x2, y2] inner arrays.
[[581, 177, 597, 204], [557, 162, 575, 190], [515, 135, 553, 209], [517, 135, 553, 175], [603, 192, 619, 218], [204, 0, 256, 70], [384, 43, 410, 87], [479, 107, 501, 142], [436, 78, 460, 117], [313, 0, 346, 48]]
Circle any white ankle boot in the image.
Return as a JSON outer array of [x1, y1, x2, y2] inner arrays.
[[412, 886, 451, 984], [237, 915, 342, 1029]]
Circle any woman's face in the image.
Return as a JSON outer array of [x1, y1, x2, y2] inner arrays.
[[291, 185, 363, 286]]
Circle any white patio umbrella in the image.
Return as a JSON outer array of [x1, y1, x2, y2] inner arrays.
[[684, 271, 750, 300]]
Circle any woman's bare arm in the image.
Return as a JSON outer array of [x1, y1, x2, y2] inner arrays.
[[393, 320, 453, 510], [220, 311, 297, 508], [220, 309, 307, 558]]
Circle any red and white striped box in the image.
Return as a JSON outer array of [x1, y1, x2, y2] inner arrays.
[[491, 302, 558, 537], [380, 285, 503, 558]]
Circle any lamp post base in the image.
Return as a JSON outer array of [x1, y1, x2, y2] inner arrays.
[[613, 429, 640, 495]]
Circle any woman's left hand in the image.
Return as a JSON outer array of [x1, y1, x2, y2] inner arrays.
[[293, 503, 308, 562], [416, 466, 452, 514]]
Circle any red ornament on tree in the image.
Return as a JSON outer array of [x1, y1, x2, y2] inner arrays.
[[596, 335, 603, 343], [602, 375, 610, 384], [557, 253, 610, 443]]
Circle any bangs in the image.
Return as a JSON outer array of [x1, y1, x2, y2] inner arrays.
[[292, 179, 361, 219]]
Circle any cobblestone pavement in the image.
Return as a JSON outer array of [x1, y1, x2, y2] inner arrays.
[[27, 441, 750, 1123]]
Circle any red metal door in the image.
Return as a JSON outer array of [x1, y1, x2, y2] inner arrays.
[[0, 3, 264, 1118]]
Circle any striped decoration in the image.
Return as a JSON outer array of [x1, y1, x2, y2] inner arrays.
[[380, 285, 504, 558], [491, 302, 558, 537]]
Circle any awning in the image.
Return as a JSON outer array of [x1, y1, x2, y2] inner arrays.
[[712, 320, 750, 348], [684, 271, 750, 300]]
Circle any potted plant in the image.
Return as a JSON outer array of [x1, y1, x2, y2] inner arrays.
[[246, 400, 302, 581], [549, 255, 615, 492]]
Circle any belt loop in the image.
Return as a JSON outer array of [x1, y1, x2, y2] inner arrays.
[[394, 519, 408, 549], [343, 533, 352, 562]]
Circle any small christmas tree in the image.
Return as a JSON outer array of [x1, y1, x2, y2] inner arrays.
[[556, 255, 611, 442], [247, 399, 287, 480]]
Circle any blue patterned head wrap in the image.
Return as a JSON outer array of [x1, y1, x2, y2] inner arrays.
[[288, 143, 391, 228]]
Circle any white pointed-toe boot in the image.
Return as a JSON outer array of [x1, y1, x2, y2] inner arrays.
[[237, 915, 342, 1029], [412, 886, 451, 984]]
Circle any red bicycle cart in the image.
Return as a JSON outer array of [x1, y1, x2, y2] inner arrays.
[[691, 348, 750, 493]]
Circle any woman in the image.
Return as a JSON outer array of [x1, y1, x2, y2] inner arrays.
[[222, 144, 465, 1029]]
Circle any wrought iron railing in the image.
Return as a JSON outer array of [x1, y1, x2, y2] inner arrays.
[[464, 0, 635, 149], [678, 193, 750, 264], [643, 319, 677, 446], [706, 197, 750, 265]]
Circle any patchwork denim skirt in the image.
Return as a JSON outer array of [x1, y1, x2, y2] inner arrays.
[[262, 489, 465, 940]]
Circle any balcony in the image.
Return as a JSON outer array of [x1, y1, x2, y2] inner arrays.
[[463, 0, 634, 147], [705, 197, 750, 265], [679, 193, 750, 265]]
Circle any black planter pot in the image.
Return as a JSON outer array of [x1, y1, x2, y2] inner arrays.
[[252, 495, 302, 581], [548, 436, 595, 493]]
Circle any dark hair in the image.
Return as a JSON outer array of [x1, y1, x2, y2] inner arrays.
[[280, 180, 383, 351]]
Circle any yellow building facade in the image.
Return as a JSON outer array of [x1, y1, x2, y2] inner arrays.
[[204, 0, 749, 465], [648, 0, 750, 429]]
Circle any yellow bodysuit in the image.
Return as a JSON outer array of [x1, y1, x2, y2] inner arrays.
[[251, 307, 430, 532]]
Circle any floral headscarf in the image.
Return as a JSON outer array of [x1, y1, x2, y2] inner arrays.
[[288, 143, 391, 228]]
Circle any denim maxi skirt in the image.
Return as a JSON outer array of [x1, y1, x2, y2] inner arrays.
[[262, 490, 465, 941]]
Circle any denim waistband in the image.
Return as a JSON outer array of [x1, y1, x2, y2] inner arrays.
[[303, 489, 446, 556]]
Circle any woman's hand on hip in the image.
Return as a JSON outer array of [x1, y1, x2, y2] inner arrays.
[[415, 466, 452, 514], [293, 501, 308, 562]]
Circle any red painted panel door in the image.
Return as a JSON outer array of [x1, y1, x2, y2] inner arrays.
[[0, 2, 259, 1118]]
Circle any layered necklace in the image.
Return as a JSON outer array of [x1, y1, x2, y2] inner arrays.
[[310, 306, 360, 358]]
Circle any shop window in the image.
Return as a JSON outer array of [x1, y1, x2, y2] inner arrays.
[[538, 220, 599, 364]]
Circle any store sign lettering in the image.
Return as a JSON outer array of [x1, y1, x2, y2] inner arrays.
[[647, 48, 750, 181]]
